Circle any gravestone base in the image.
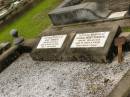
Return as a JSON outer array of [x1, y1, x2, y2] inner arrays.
[[31, 25, 121, 63], [31, 32, 76, 61]]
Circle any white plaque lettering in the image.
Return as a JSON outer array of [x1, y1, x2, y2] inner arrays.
[[37, 35, 67, 49], [108, 11, 127, 19], [71, 32, 110, 48]]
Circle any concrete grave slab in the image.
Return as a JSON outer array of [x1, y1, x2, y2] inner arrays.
[[1, 52, 130, 97], [62, 25, 121, 63], [31, 25, 121, 63]]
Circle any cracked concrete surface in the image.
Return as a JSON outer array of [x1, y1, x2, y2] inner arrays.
[[0, 52, 130, 97]]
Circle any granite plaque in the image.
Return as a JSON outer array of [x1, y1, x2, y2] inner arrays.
[[37, 35, 67, 49], [71, 32, 110, 48], [108, 11, 127, 19]]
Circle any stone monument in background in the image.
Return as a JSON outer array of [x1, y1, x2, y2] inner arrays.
[[49, 0, 111, 25]]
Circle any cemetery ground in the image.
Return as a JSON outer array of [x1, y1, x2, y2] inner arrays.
[[1, 0, 130, 97], [0, 0, 61, 42]]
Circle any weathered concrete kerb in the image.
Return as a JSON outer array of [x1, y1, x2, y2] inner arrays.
[[107, 70, 130, 97], [0, 45, 21, 72], [0, 39, 38, 73]]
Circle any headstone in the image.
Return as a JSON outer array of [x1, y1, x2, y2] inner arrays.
[[31, 25, 121, 63]]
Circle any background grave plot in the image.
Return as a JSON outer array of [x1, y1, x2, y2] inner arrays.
[[48, 0, 130, 25], [49, 0, 111, 25]]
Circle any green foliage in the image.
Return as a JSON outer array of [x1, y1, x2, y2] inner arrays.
[[123, 27, 130, 32], [0, 0, 61, 42]]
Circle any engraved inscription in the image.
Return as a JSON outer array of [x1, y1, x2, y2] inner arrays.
[[108, 11, 127, 19], [71, 32, 110, 48], [37, 35, 67, 49]]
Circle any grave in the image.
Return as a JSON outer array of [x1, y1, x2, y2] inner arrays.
[[31, 0, 130, 63], [31, 25, 121, 63], [1, 0, 130, 97], [2, 53, 130, 97]]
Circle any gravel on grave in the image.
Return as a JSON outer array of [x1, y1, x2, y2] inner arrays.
[[0, 53, 130, 97]]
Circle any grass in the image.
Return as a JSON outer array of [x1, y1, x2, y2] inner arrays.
[[0, 0, 61, 42], [123, 27, 130, 32]]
